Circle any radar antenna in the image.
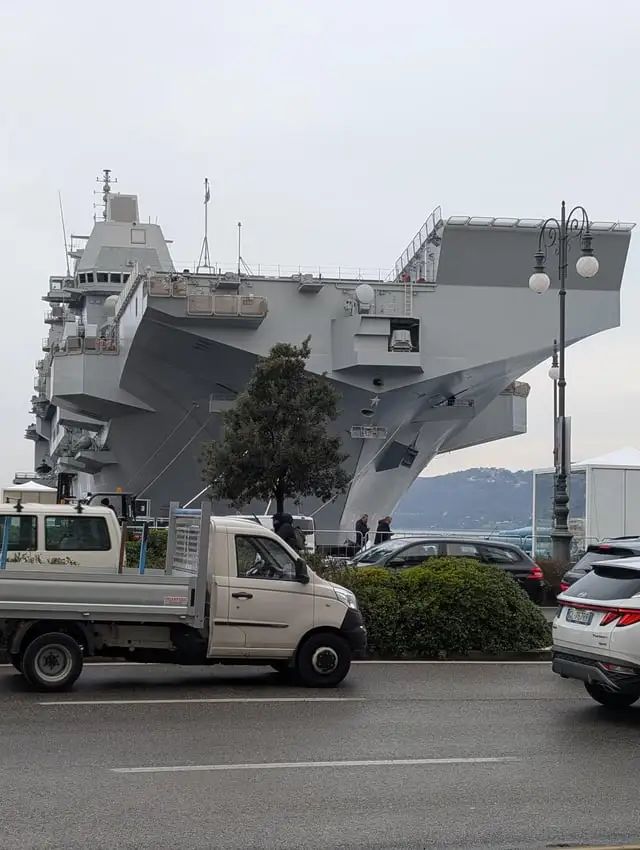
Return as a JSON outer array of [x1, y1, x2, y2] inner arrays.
[[95, 168, 117, 221]]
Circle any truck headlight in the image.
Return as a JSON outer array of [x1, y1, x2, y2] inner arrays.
[[334, 587, 358, 610]]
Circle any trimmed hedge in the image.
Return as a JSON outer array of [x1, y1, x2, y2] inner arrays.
[[317, 557, 551, 657]]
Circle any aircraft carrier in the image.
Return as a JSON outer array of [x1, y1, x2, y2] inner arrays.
[[22, 173, 634, 535]]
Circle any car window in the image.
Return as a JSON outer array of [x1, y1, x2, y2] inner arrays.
[[481, 546, 520, 565], [446, 542, 481, 558], [389, 543, 439, 565], [45, 516, 110, 551], [352, 539, 407, 564], [0, 515, 37, 550], [572, 547, 634, 574], [235, 535, 297, 581], [565, 565, 640, 600]]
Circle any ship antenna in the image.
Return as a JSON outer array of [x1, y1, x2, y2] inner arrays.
[[237, 221, 242, 277], [95, 168, 117, 221], [196, 177, 213, 273], [58, 191, 71, 277]]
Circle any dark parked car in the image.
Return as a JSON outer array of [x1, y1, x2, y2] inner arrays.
[[349, 537, 545, 602], [560, 538, 640, 591]]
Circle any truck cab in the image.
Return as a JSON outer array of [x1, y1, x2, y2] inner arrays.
[[0, 503, 122, 571]]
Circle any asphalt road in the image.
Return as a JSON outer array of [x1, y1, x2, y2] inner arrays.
[[1, 660, 639, 850]]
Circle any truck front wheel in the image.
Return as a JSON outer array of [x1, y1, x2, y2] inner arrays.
[[295, 632, 351, 688], [21, 632, 83, 692]]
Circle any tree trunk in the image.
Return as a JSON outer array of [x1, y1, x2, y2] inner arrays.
[[275, 486, 284, 515]]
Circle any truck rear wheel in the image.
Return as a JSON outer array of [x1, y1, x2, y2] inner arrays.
[[21, 632, 83, 692], [295, 632, 351, 688], [585, 682, 640, 709]]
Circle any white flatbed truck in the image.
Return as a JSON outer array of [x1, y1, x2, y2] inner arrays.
[[0, 501, 366, 691]]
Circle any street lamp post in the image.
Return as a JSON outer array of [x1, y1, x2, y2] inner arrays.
[[529, 201, 599, 565], [549, 340, 559, 473]]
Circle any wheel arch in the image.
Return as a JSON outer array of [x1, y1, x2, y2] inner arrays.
[[9, 620, 94, 656]]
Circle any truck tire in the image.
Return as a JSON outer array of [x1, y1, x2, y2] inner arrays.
[[295, 632, 351, 688], [21, 632, 83, 692], [585, 682, 640, 709]]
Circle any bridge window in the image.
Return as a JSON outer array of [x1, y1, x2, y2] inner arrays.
[[97, 273, 109, 283]]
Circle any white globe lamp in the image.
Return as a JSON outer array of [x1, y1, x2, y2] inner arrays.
[[576, 254, 599, 278], [548, 364, 560, 381], [529, 272, 551, 294]]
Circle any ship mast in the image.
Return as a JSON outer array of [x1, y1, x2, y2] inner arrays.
[[197, 177, 213, 273], [95, 168, 117, 221]]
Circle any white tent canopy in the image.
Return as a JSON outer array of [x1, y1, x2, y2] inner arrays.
[[573, 447, 640, 470], [6, 481, 57, 492]]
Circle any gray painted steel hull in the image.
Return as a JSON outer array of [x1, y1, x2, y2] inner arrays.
[[27, 195, 633, 537]]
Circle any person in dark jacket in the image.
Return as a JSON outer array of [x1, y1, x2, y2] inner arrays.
[[355, 514, 369, 549], [374, 516, 392, 546], [276, 513, 300, 551]]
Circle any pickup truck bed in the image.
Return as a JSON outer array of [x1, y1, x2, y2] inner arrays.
[[0, 569, 200, 625]]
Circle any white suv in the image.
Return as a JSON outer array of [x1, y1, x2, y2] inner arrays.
[[552, 556, 640, 708]]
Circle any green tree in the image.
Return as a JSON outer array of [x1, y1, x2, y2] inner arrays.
[[202, 338, 349, 514]]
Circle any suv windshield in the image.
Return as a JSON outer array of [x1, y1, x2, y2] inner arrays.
[[352, 539, 410, 564]]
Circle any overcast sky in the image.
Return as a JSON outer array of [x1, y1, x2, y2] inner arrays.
[[1, 0, 638, 485]]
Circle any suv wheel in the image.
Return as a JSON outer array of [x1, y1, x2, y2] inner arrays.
[[585, 682, 640, 709]]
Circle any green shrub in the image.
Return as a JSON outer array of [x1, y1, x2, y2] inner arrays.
[[317, 557, 551, 657], [126, 528, 168, 568]]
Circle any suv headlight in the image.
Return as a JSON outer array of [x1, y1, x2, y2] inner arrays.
[[334, 587, 358, 610]]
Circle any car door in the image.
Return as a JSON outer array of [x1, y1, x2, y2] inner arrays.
[[478, 544, 529, 581], [386, 542, 440, 569], [227, 533, 314, 657]]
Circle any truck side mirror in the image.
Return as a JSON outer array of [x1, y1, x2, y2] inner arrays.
[[295, 558, 310, 584]]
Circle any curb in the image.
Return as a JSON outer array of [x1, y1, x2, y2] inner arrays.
[[1, 650, 553, 665]]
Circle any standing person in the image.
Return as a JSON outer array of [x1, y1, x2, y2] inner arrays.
[[277, 513, 300, 552], [100, 497, 117, 515], [374, 515, 392, 546], [355, 514, 369, 549]]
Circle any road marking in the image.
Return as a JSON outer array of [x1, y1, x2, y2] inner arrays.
[[552, 846, 640, 849], [111, 755, 519, 774], [353, 660, 550, 665], [39, 697, 366, 706]]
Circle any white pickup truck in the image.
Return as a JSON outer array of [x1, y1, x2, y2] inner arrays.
[[0, 501, 366, 691]]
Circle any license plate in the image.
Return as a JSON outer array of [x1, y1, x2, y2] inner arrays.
[[566, 607, 594, 625]]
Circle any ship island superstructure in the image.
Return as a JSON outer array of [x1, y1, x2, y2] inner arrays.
[[23, 175, 634, 537]]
